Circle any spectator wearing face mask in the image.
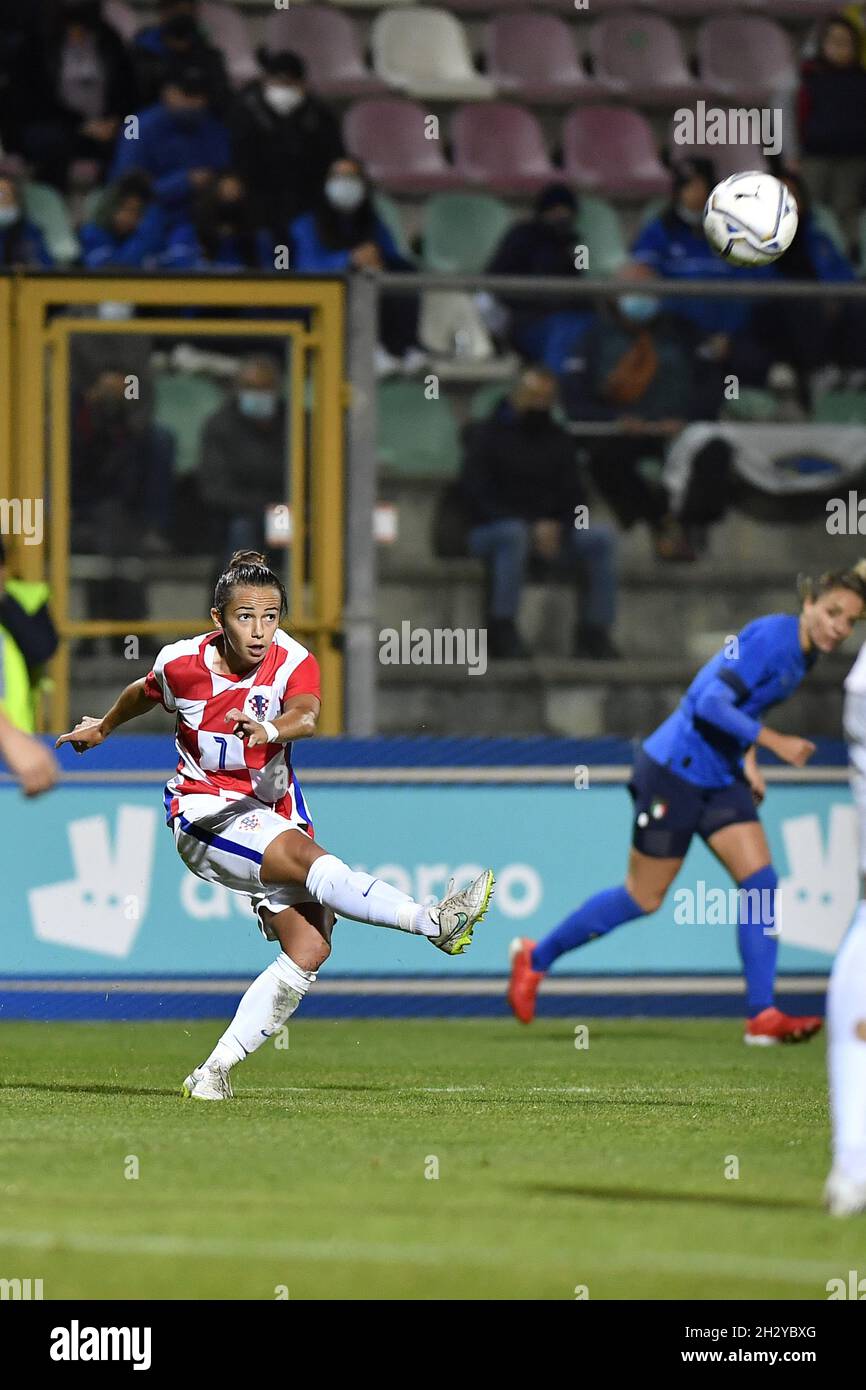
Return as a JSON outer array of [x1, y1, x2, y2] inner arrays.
[[132, 0, 230, 113], [0, 167, 53, 267], [484, 183, 593, 373], [198, 355, 286, 557], [108, 67, 230, 230], [160, 171, 273, 271], [229, 49, 344, 238], [79, 172, 167, 268], [289, 158, 423, 372]]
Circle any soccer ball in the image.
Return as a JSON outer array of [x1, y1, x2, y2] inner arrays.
[[702, 171, 798, 267]]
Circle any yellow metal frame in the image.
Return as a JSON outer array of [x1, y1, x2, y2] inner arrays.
[[8, 275, 345, 734]]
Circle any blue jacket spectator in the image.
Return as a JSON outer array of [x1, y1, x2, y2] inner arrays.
[[0, 173, 52, 267], [160, 172, 273, 270], [631, 159, 774, 339], [79, 173, 167, 268], [132, 0, 230, 112], [109, 70, 230, 228]]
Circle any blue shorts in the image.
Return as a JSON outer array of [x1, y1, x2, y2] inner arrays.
[[628, 748, 759, 859]]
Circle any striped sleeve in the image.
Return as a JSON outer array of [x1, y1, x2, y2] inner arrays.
[[143, 646, 178, 712], [282, 652, 321, 705]]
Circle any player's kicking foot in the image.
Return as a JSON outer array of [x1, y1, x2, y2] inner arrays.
[[743, 1006, 823, 1046], [181, 1063, 234, 1100], [428, 869, 495, 955], [507, 937, 544, 1024], [824, 1166, 866, 1217]]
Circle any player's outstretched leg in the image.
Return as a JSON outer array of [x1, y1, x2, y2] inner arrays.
[[263, 835, 495, 957], [733, 865, 822, 1046], [182, 901, 332, 1101], [825, 900, 866, 1215]]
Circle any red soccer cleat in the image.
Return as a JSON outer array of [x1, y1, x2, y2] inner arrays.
[[744, 1006, 823, 1046], [507, 937, 544, 1024]]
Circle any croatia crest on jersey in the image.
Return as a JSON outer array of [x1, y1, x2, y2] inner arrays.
[[247, 691, 270, 723]]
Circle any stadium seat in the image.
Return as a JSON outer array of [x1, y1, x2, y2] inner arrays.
[[104, 0, 137, 40], [418, 291, 494, 360], [577, 195, 627, 275], [378, 379, 461, 477], [200, 2, 259, 87], [469, 382, 509, 419], [344, 99, 465, 192], [750, 0, 841, 15], [371, 9, 494, 100], [485, 12, 599, 104], [813, 391, 866, 425], [452, 103, 556, 194], [262, 8, 386, 98], [155, 373, 224, 476], [22, 182, 79, 264], [562, 107, 670, 199], [337, 0, 414, 10], [666, 109, 769, 178], [589, 11, 699, 106], [373, 191, 415, 261], [422, 192, 512, 273], [697, 16, 796, 104]]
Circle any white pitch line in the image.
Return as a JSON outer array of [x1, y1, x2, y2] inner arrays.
[[0, 1229, 841, 1286]]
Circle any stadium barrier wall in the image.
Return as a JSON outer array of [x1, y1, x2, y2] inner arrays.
[[0, 738, 854, 1020]]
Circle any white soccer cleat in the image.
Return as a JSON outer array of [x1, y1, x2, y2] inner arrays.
[[181, 1063, 234, 1101], [824, 1166, 866, 1217], [428, 869, 495, 955]]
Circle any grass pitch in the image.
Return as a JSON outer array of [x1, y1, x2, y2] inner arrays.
[[0, 1018, 859, 1300]]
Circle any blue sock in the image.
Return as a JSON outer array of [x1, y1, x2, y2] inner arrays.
[[736, 865, 779, 1016], [531, 886, 645, 973]]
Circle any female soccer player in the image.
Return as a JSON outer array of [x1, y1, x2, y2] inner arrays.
[[826, 603, 866, 1214], [508, 564, 866, 1043], [56, 551, 494, 1100]]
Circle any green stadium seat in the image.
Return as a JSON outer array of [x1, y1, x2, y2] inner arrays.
[[813, 390, 866, 425], [576, 195, 626, 277], [373, 191, 414, 262], [154, 372, 225, 476], [422, 192, 512, 273], [469, 381, 510, 420], [22, 182, 79, 264], [378, 379, 460, 477]]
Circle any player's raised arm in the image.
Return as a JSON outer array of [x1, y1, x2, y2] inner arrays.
[[54, 677, 155, 754]]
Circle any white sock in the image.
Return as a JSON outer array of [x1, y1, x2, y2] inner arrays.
[[203, 952, 315, 1071], [828, 901, 866, 1181], [305, 853, 437, 936]]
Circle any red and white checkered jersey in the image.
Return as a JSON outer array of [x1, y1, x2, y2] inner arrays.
[[144, 629, 320, 825]]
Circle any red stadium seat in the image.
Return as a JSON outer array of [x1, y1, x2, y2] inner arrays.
[[201, 2, 259, 88], [344, 99, 465, 192], [486, 12, 600, 104], [562, 106, 670, 198], [263, 7, 387, 98], [667, 108, 770, 179], [451, 103, 556, 193], [589, 10, 700, 105], [697, 15, 796, 104]]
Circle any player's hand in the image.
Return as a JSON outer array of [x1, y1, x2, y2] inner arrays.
[[746, 769, 766, 806], [225, 707, 272, 746], [5, 727, 59, 796], [54, 715, 106, 755], [773, 734, 817, 768]]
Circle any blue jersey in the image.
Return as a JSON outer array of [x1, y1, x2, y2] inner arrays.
[[643, 614, 816, 787]]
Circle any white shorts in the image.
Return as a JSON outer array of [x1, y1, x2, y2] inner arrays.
[[173, 793, 316, 940], [845, 691, 866, 875]]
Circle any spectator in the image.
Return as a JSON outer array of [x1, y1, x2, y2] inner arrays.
[[797, 15, 866, 250], [0, 535, 58, 735], [132, 0, 230, 113], [561, 264, 726, 562], [0, 167, 53, 267], [289, 158, 424, 374], [0, 707, 58, 796], [161, 171, 273, 270], [198, 354, 285, 556], [71, 367, 176, 561], [460, 365, 619, 661], [79, 172, 166, 268], [229, 49, 344, 238], [108, 67, 230, 230], [0, 4, 65, 186], [751, 168, 866, 401], [485, 183, 592, 373], [36, 0, 137, 189]]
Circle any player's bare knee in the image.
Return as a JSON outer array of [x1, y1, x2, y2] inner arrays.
[[626, 878, 665, 914]]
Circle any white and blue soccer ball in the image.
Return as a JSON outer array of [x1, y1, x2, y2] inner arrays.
[[702, 171, 799, 267]]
